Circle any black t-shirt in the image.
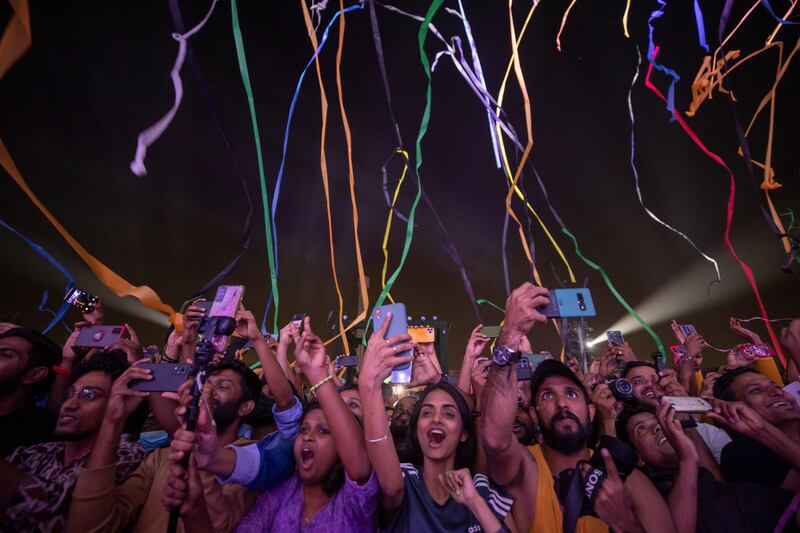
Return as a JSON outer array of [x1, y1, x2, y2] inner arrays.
[[720, 435, 792, 488], [381, 464, 513, 533], [0, 403, 56, 457], [695, 468, 798, 533]]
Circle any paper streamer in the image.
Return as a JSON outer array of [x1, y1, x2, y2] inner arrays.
[[0, 139, 178, 323], [645, 48, 786, 367], [0, 0, 31, 79], [476, 298, 506, 314], [555, 0, 579, 52], [362, 0, 444, 340], [167, 0, 254, 300], [129, 0, 220, 177], [622, 0, 632, 38], [231, 0, 280, 332], [333, 0, 370, 348], [760, 0, 800, 24], [737, 316, 796, 322], [379, 150, 410, 303], [297, 0, 351, 353], [562, 228, 665, 355], [627, 46, 721, 282], [646, 0, 681, 117], [0, 217, 75, 334], [37, 291, 72, 334], [693, 0, 710, 52], [369, 0, 482, 321]]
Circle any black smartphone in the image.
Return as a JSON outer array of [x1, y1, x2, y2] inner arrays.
[[64, 287, 99, 313], [517, 357, 532, 381], [292, 313, 306, 335], [651, 352, 666, 373], [129, 363, 192, 392], [335, 355, 359, 369]]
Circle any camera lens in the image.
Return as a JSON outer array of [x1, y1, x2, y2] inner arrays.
[[614, 378, 633, 398]]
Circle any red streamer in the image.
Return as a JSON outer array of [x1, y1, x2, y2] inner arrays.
[[645, 46, 786, 367]]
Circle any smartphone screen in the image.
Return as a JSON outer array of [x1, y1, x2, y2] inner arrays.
[[292, 313, 305, 334], [64, 287, 99, 313], [679, 324, 697, 338], [479, 325, 502, 338], [372, 303, 411, 384], [607, 330, 624, 347]]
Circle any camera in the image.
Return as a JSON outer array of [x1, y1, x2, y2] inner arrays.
[[595, 376, 633, 401], [554, 436, 639, 526]]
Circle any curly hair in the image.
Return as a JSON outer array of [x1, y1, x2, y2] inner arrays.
[[71, 349, 129, 383]]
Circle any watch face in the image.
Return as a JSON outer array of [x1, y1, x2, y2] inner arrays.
[[493, 345, 514, 366]]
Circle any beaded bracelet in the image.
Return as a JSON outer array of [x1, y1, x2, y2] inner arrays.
[[309, 375, 333, 396]]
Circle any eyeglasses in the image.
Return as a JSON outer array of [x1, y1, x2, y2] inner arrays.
[[61, 387, 107, 404]]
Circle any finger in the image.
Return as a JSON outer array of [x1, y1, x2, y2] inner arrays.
[[125, 324, 140, 345], [600, 448, 621, 482], [304, 316, 313, 336], [375, 311, 393, 339], [385, 333, 412, 346], [385, 342, 414, 357]]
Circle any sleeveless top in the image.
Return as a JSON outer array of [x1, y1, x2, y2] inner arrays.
[[526, 444, 609, 533]]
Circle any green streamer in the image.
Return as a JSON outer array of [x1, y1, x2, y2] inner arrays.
[[561, 228, 665, 355], [363, 0, 444, 343], [476, 298, 506, 314], [231, 0, 279, 332]]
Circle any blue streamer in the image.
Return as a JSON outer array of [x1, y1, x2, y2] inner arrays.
[[0, 218, 75, 333], [693, 0, 710, 52], [38, 291, 72, 333], [760, 0, 799, 24], [260, 2, 365, 333], [647, 0, 681, 118]]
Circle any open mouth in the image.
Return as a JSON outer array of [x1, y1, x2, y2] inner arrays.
[[428, 428, 446, 446], [300, 446, 315, 468], [769, 400, 792, 409], [642, 389, 655, 399], [656, 435, 668, 446], [58, 414, 76, 424], [513, 422, 522, 433]]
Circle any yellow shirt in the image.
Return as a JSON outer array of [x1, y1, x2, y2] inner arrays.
[[67, 440, 256, 533], [527, 444, 609, 533]]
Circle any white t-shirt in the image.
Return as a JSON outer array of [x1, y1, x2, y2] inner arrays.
[[695, 422, 732, 463]]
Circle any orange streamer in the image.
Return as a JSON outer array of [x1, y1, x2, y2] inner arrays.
[[0, 0, 31, 79]]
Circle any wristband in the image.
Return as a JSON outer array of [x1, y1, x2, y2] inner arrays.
[[366, 433, 390, 443], [52, 365, 72, 378], [308, 375, 333, 396]]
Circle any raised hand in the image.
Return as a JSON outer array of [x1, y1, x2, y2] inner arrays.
[[108, 323, 143, 363], [707, 400, 766, 438], [278, 321, 300, 347], [591, 383, 620, 433], [464, 324, 491, 361], [656, 399, 699, 463], [469, 356, 491, 400], [592, 449, 642, 532], [359, 312, 413, 388], [780, 319, 800, 358], [410, 346, 440, 387], [62, 321, 91, 365], [730, 317, 763, 345], [498, 283, 549, 349], [439, 468, 478, 505], [684, 333, 705, 364], [699, 371, 720, 398], [294, 318, 329, 385], [104, 362, 151, 423], [162, 458, 205, 515], [234, 308, 263, 342], [82, 300, 104, 326], [167, 382, 218, 470]]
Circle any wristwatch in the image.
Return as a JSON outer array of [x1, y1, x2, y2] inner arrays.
[[492, 344, 521, 366]]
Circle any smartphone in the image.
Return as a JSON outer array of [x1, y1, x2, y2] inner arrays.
[[64, 287, 99, 314], [129, 363, 192, 392], [194, 300, 213, 315], [206, 285, 245, 352], [292, 313, 305, 335], [537, 288, 596, 318], [372, 303, 412, 384], [75, 325, 127, 348], [670, 345, 688, 361], [679, 324, 697, 338], [335, 355, 359, 369], [738, 343, 776, 361], [518, 353, 552, 381], [607, 330, 625, 347], [480, 325, 502, 338], [663, 396, 713, 414], [408, 326, 435, 344], [651, 351, 666, 373]]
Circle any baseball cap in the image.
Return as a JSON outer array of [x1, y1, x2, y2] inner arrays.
[[530, 359, 590, 405]]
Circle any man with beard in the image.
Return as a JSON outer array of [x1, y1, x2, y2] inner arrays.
[[0, 327, 61, 455], [390, 395, 416, 462], [0, 351, 146, 532], [482, 282, 676, 533], [66, 359, 267, 533]]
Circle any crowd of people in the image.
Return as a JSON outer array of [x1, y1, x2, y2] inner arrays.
[[1, 281, 799, 532]]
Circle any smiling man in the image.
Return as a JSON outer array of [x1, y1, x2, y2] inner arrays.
[[712, 367, 800, 491], [0, 351, 146, 532]]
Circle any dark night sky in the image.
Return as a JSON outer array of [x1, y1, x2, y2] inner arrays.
[[1, 0, 798, 369]]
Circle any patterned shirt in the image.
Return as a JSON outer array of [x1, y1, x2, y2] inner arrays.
[[2, 440, 146, 532]]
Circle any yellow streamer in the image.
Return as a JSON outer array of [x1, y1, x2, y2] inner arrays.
[[0, 139, 179, 325], [299, 0, 349, 353], [380, 150, 410, 304], [494, 2, 576, 284], [333, 0, 370, 348], [622, 0, 632, 38], [0, 0, 31, 79]]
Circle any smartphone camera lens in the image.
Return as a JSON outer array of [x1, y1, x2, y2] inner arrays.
[[112, 328, 122, 335], [577, 293, 587, 311]]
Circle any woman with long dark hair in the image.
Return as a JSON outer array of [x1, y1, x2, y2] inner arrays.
[[359, 313, 515, 532]]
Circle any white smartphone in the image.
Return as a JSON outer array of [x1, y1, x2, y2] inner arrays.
[[662, 396, 713, 414]]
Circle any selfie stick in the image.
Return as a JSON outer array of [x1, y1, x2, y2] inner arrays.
[[166, 315, 235, 533]]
